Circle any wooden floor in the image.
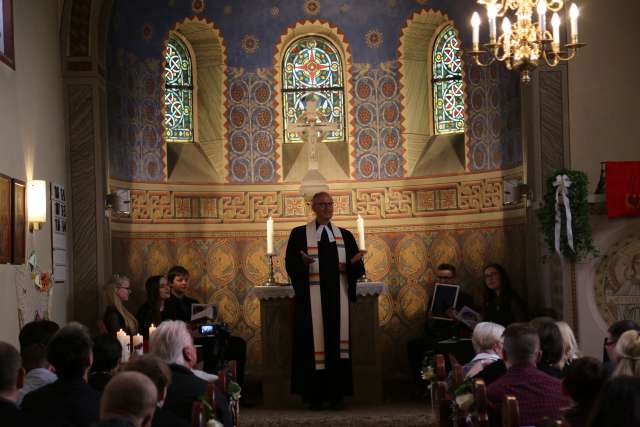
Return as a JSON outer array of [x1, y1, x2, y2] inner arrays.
[[240, 402, 435, 427]]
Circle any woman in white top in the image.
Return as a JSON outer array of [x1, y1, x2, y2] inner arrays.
[[464, 321, 505, 378]]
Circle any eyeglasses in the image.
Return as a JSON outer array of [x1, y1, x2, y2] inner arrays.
[[605, 339, 616, 347]]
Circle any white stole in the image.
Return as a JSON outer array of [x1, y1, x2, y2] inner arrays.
[[305, 221, 350, 370]]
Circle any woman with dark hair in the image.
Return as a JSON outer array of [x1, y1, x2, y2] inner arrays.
[[588, 375, 640, 427], [482, 263, 527, 327], [136, 275, 171, 338]]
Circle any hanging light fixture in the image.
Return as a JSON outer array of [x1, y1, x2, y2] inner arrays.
[[470, 0, 586, 83]]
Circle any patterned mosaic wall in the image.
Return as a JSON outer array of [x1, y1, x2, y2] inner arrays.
[[112, 223, 525, 377], [107, 0, 522, 182]]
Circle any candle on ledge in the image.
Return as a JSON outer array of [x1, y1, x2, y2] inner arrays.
[[569, 3, 579, 43], [148, 323, 156, 337], [471, 12, 481, 51], [537, 0, 547, 34], [266, 216, 274, 255], [551, 12, 561, 51], [116, 329, 130, 362], [132, 333, 144, 356], [487, 2, 498, 43], [356, 214, 366, 251]]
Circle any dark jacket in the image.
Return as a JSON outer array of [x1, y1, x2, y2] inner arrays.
[[21, 378, 101, 427], [103, 305, 127, 335], [163, 295, 199, 323], [0, 398, 34, 427]]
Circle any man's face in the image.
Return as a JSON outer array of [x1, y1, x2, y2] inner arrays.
[[171, 274, 189, 296], [435, 268, 456, 284], [311, 194, 334, 223]]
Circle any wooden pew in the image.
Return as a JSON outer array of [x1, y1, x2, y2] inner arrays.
[[435, 381, 452, 427], [471, 379, 489, 427], [501, 395, 520, 427]]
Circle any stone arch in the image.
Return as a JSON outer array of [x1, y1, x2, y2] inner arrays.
[[273, 20, 355, 181], [398, 9, 466, 176], [162, 17, 227, 182]]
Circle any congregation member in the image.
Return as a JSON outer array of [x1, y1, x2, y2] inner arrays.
[[562, 357, 607, 427], [163, 266, 199, 323], [531, 317, 565, 378], [21, 322, 101, 427], [587, 375, 640, 427], [102, 275, 139, 335], [486, 323, 570, 426], [611, 329, 640, 377], [464, 322, 505, 381], [0, 342, 30, 427], [481, 263, 527, 326], [121, 355, 190, 427], [149, 320, 232, 427], [557, 320, 581, 370], [285, 191, 364, 410], [95, 371, 157, 427], [136, 275, 172, 337], [604, 319, 640, 373], [16, 319, 59, 406], [88, 334, 122, 392]]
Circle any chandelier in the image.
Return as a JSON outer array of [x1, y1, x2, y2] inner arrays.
[[470, 0, 586, 83]]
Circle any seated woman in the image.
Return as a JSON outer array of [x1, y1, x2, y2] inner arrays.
[[562, 357, 607, 427], [612, 329, 640, 377], [102, 274, 138, 335], [136, 275, 172, 338], [465, 322, 505, 380], [482, 263, 527, 327], [88, 334, 122, 392], [531, 317, 565, 378], [557, 320, 581, 370]]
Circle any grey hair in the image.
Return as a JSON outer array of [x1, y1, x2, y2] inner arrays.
[[0, 342, 21, 393], [556, 321, 581, 368], [149, 320, 192, 366], [101, 371, 157, 423], [472, 322, 505, 353]]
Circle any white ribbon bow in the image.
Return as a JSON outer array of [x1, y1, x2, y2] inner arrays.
[[552, 174, 575, 254]]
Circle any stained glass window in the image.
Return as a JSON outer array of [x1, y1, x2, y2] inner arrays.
[[282, 36, 345, 144], [433, 26, 465, 134], [163, 34, 194, 143]]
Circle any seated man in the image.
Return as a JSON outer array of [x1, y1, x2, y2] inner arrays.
[[486, 323, 570, 426], [88, 334, 122, 392], [0, 341, 30, 427], [96, 371, 157, 427], [21, 322, 101, 427], [149, 320, 232, 427], [164, 265, 247, 394], [16, 320, 59, 406]]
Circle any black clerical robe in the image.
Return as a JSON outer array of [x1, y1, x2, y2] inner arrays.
[[285, 222, 365, 403]]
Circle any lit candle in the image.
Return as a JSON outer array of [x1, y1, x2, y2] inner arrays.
[[132, 333, 144, 356], [471, 12, 481, 51], [502, 18, 512, 54], [551, 12, 561, 51], [116, 329, 130, 362], [487, 2, 498, 43], [148, 323, 156, 337], [537, 0, 547, 34], [569, 3, 579, 43], [356, 215, 366, 251], [266, 216, 274, 255]]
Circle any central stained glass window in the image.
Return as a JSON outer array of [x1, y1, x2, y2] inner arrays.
[[282, 36, 345, 144], [432, 26, 465, 134], [163, 34, 194, 143]]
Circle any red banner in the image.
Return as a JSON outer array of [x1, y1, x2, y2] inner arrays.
[[606, 161, 640, 218]]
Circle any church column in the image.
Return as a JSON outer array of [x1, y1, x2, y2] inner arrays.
[[61, 0, 114, 329]]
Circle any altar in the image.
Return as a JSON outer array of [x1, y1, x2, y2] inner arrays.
[[254, 282, 387, 408]]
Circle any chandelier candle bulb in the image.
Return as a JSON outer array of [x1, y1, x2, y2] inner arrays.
[[569, 3, 579, 43], [487, 3, 498, 42], [551, 12, 561, 51], [357, 215, 366, 251], [537, 0, 547, 34], [266, 216, 274, 255], [471, 12, 481, 50]]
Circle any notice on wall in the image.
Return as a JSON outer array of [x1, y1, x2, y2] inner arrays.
[[51, 183, 67, 283]]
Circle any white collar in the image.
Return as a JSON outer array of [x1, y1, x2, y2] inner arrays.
[[316, 224, 335, 242]]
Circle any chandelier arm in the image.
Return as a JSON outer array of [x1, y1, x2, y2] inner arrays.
[[543, 47, 577, 66], [471, 52, 497, 68], [546, 0, 564, 13]]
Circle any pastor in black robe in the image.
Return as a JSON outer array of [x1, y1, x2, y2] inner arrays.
[[285, 222, 365, 405]]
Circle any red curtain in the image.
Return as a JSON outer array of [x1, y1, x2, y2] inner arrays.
[[606, 161, 640, 218]]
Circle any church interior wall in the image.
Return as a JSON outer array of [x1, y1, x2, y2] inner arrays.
[[105, 0, 528, 378], [0, 1, 70, 346]]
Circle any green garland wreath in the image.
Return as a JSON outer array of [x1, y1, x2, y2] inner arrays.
[[537, 169, 597, 261]]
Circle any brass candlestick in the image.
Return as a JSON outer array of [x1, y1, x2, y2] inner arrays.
[[357, 250, 369, 283], [265, 253, 276, 286]]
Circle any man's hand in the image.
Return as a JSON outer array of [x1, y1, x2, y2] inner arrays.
[[300, 250, 315, 265], [350, 252, 364, 264], [446, 307, 459, 321]]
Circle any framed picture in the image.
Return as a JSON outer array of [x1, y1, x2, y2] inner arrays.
[[11, 179, 25, 264], [429, 283, 460, 321], [0, 0, 15, 69], [0, 174, 11, 263]]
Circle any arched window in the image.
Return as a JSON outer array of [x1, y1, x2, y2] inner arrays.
[[163, 34, 194, 143], [282, 36, 345, 144], [432, 26, 464, 134]]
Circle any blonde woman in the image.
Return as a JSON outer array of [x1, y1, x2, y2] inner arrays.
[[613, 329, 640, 377], [557, 321, 581, 369], [103, 275, 138, 335]]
